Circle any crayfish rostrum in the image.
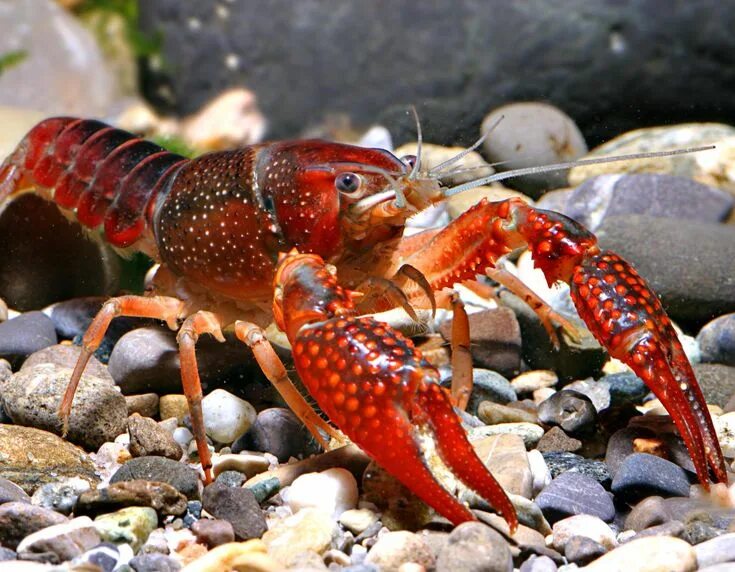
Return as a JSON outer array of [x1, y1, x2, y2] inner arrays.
[[0, 115, 725, 532]]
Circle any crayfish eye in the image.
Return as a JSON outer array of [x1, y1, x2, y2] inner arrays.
[[401, 155, 417, 169], [335, 172, 361, 193]]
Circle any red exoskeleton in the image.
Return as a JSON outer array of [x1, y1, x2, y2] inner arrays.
[[0, 116, 726, 532]]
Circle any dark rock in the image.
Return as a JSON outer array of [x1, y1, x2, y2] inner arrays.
[[439, 308, 521, 377], [611, 453, 690, 503], [183, 500, 202, 528], [536, 426, 582, 453], [125, 394, 160, 418], [0, 194, 120, 311], [191, 518, 235, 547], [0, 501, 67, 550], [76, 480, 188, 517], [128, 414, 182, 460], [542, 451, 611, 488], [0, 363, 127, 451], [444, 369, 517, 412], [233, 407, 319, 462], [631, 520, 685, 542], [435, 521, 513, 572], [21, 344, 113, 383], [215, 470, 246, 488], [536, 472, 615, 524], [0, 476, 31, 504], [537, 390, 597, 435], [605, 372, 650, 408], [201, 482, 267, 540], [563, 174, 733, 231], [698, 313, 735, 367], [140, 1, 735, 151], [110, 457, 199, 500], [596, 216, 735, 327], [129, 552, 182, 572], [693, 363, 735, 408], [72, 543, 120, 572], [0, 312, 57, 368], [605, 427, 657, 476], [681, 521, 722, 545], [564, 535, 606, 566]]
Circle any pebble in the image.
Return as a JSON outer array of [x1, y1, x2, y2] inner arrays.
[[128, 414, 183, 460], [191, 518, 235, 548], [129, 552, 182, 571], [536, 472, 615, 524], [511, 370, 558, 395], [536, 427, 583, 454], [611, 453, 690, 503], [563, 379, 611, 413], [21, 343, 113, 382], [520, 555, 558, 572], [681, 520, 720, 545], [125, 394, 160, 418], [364, 531, 435, 572], [698, 313, 735, 367], [435, 521, 512, 572], [632, 520, 686, 542], [693, 363, 735, 408], [201, 481, 267, 540], [605, 372, 650, 408], [76, 480, 188, 517], [542, 451, 612, 488], [528, 450, 552, 496], [564, 535, 606, 566], [694, 533, 735, 568], [581, 536, 696, 572], [1, 362, 127, 450], [0, 424, 98, 493], [0, 476, 31, 504], [622, 496, 729, 532], [465, 368, 517, 407], [72, 542, 120, 572], [233, 407, 319, 462], [212, 452, 270, 480], [0, 311, 57, 368], [471, 433, 533, 499], [201, 389, 257, 444], [0, 501, 68, 550], [477, 401, 538, 425], [537, 390, 598, 435], [30, 476, 91, 515], [110, 456, 199, 500], [160, 394, 189, 423], [176, 539, 280, 572], [16, 515, 100, 562], [284, 468, 358, 518], [551, 515, 617, 551], [216, 470, 246, 488], [262, 507, 338, 567], [340, 508, 379, 535], [173, 427, 194, 450], [469, 422, 544, 449], [439, 309, 522, 378], [482, 102, 587, 196], [605, 427, 657, 476], [94, 506, 158, 552]]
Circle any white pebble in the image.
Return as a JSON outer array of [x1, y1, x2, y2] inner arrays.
[[339, 508, 378, 534], [552, 514, 618, 551], [284, 468, 358, 518], [173, 427, 194, 449], [201, 389, 256, 443], [527, 449, 552, 496]]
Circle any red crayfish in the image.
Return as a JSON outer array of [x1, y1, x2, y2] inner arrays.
[[0, 116, 726, 533]]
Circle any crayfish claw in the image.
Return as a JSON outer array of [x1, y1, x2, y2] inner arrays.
[[570, 250, 727, 487]]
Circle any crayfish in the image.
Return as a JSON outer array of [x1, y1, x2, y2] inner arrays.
[[0, 115, 726, 533]]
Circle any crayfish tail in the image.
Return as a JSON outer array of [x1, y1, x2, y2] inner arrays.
[[570, 250, 727, 486], [417, 382, 518, 532]]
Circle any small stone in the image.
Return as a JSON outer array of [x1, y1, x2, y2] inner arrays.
[[72, 542, 120, 572], [693, 364, 735, 409], [0, 501, 68, 550], [527, 450, 552, 496], [477, 401, 538, 425], [581, 536, 696, 572], [159, 394, 189, 423], [471, 433, 533, 499], [694, 532, 735, 568], [511, 370, 558, 395], [125, 394, 160, 418], [191, 518, 235, 548], [339, 509, 378, 535], [0, 424, 99, 494], [263, 507, 338, 567], [215, 470, 246, 488], [128, 414, 183, 460], [520, 555, 558, 572], [632, 520, 686, 542], [201, 481, 267, 540], [16, 516, 100, 562], [468, 422, 544, 449], [551, 515, 617, 551], [365, 531, 435, 572], [0, 311, 57, 368], [110, 456, 199, 500], [564, 535, 606, 566], [1, 363, 127, 450], [173, 427, 193, 449], [0, 547, 16, 562], [94, 506, 158, 552], [536, 472, 615, 524], [21, 343, 112, 382], [129, 552, 182, 571], [233, 407, 319, 462], [563, 378, 611, 412], [536, 427, 582, 453], [680, 520, 721, 545], [435, 521, 512, 572], [605, 427, 657, 476], [698, 313, 735, 367], [284, 468, 358, 518], [462, 369, 517, 407], [542, 451, 612, 488], [201, 389, 256, 444], [30, 476, 91, 515], [76, 480, 188, 517], [0, 476, 31, 504], [175, 539, 279, 571], [611, 453, 691, 503], [537, 390, 597, 436], [213, 452, 269, 480], [605, 372, 650, 408]]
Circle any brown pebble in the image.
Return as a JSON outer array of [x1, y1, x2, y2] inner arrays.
[[192, 518, 236, 548]]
